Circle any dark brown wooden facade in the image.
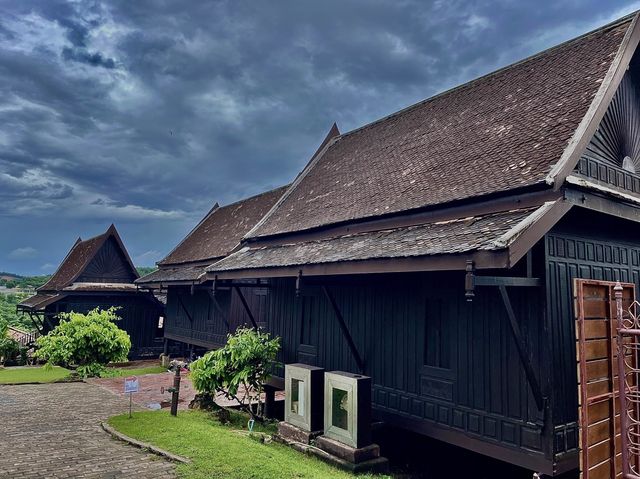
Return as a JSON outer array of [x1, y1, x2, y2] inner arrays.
[[19, 225, 166, 359], [142, 13, 640, 476]]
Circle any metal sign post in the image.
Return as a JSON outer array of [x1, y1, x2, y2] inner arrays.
[[124, 376, 139, 419]]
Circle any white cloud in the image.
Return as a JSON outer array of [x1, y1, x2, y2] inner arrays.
[[8, 247, 37, 259]]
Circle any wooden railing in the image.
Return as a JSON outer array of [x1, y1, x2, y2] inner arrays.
[[7, 326, 39, 348]]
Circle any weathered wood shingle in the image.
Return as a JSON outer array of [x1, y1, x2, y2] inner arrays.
[[249, 18, 632, 239], [209, 206, 537, 272]]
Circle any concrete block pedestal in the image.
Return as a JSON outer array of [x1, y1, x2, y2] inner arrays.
[[277, 421, 322, 444], [314, 435, 389, 474]]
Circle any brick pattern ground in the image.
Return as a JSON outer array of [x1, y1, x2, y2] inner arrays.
[[0, 382, 176, 479], [88, 371, 284, 411]]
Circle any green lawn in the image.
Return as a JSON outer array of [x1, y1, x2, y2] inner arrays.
[[104, 365, 167, 377], [109, 410, 386, 479], [0, 365, 70, 384]]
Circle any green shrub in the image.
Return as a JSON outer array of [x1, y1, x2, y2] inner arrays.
[[35, 307, 131, 377], [0, 322, 20, 366], [190, 327, 280, 419]]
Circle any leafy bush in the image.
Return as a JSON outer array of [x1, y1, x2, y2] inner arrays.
[[35, 307, 131, 377], [0, 293, 34, 331], [190, 327, 280, 419], [0, 321, 20, 366]]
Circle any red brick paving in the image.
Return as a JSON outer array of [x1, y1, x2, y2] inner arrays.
[[88, 370, 284, 410]]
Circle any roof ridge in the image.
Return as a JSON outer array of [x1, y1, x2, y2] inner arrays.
[[245, 124, 341, 239], [37, 235, 86, 291], [157, 203, 221, 266], [337, 11, 637, 142], [157, 184, 290, 267], [218, 184, 290, 210]]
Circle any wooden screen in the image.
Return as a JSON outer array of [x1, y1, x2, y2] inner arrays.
[[575, 279, 636, 479]]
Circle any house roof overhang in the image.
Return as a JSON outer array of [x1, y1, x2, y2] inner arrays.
[[203, 198, 572, 280], [17, 293, 66, 312]]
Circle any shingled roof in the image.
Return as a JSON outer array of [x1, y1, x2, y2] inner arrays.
[[248, 15, 637, 239], [20, 225, 141, 312], [207, 201, 570, 277], [38, 224, 138, 292], [136, 185, 288, 285]]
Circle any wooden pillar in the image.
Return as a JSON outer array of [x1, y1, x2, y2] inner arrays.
[[264, 386, 276, 418]]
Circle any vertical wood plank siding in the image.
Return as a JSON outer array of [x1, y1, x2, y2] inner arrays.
[[164, 286, 266, 347], [44, 294, 164, 358], [164, 270, 548, 460], [546, 208, 640, 460]]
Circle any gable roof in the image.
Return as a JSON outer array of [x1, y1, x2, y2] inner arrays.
[[38, 224, 139, 292], [248, 14, 639, 240], [136, 185, 289, 286], [158, 185, 289, 266]]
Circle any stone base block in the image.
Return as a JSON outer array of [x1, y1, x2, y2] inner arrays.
[[315, 435, 380, 463], [277, 421, 322, 444], [303, 437, 388, 474]]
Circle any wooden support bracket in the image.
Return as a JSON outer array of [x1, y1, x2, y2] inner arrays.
[[233, 286, 259, 329], [321, 285, 365, 374], [207, 290, 231, 331], [177, 294, 194, 324], [498, 285, 545, 411]]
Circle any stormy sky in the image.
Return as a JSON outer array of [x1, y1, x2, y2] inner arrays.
[[1, 1, 638, 275]]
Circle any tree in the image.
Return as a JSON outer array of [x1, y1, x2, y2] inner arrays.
[[35, 307, 131, 377], [0, 293, 34, 330], [190, 327, 280, 419]]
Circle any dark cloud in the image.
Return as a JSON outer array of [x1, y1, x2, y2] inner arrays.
[[61, 46, 116, 68], [0, 0, 638, 274]]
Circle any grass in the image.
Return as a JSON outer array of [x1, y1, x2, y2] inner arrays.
[[102, 365, 168, 377], [109, 410, 387, 479], [0, 365, 70, 384]]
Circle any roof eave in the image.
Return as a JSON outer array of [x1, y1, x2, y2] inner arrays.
[[205, 199, 573, 280]]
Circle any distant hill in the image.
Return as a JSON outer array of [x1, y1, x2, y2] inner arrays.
[[0, 272, 23, 281], [0, 274, 50, 290]]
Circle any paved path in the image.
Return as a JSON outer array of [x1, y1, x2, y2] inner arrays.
[[87, 371, 196, 411], [0, 382, 176, 478], [88, 371, 285, 410]]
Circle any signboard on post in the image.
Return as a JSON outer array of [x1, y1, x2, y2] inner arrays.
[[124, 376, 139, 393], [124, 376, 139, 418]]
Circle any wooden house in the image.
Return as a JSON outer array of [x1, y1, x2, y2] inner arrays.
[[141, 13, 640, 476], [136, 186, 288, 351], [18, 225, 165, 358]]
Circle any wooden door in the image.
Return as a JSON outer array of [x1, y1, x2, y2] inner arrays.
[[574, 279, 635, 479]]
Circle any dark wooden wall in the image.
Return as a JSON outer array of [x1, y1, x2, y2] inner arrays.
[[264, 273, 548, 463], [45, 293, 165, 358], [163, 286, 266, 348], [546, 207, 640, 462], [162, 267, 550, 468]]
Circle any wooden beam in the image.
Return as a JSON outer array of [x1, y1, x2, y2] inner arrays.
[[233, 286, 258, 329], [475, 276, 541, 287], [207, 290, 231, 331], [565, 187, 640, 223], [207, 249, 511, 280], [321, 285, 365, 374], [498, 285, 545, 411], [27, 312, 45, 335], [176, 294, 194, 324]]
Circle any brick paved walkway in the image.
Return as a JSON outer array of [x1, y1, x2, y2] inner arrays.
[[88, 371, 285, 410], [0, 382, 176, 478]]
